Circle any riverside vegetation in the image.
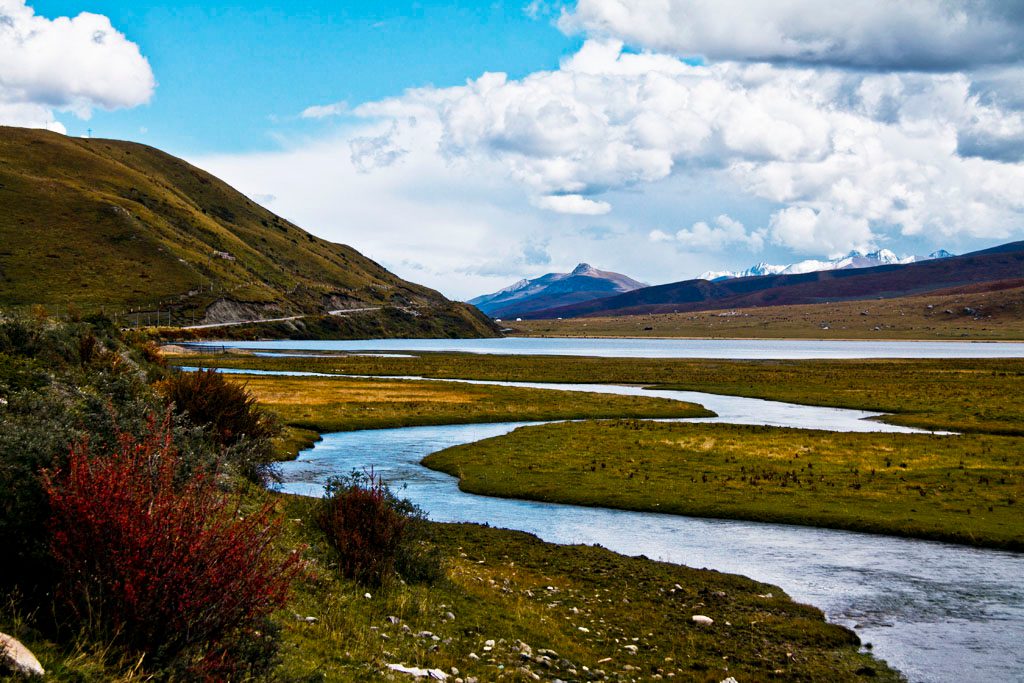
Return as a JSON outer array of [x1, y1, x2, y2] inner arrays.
[[0, 314, 896, 680]]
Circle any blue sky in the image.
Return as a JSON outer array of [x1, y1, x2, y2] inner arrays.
[[31, 0, 580, 154], [6, 1, 1024, 298]]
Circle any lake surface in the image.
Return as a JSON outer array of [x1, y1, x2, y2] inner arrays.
[[193, 336, 1024, 359]]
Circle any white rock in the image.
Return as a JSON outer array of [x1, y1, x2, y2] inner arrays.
[[387, 663, 449, 679], [0, 633, 44, 678], [720, 678, 740, 683], [623, 644, 638, 654], [691, 615, 714, 626]]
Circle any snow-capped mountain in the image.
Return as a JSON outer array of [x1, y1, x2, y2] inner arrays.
[[469, 263, 647, 318], [698, 249, 954, 281]]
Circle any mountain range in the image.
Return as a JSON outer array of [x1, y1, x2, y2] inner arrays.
[[0, 126, 495, 338], [698, 249, 955, 281], [468, 263, 647, 319], [525, 241, 1024, 319]]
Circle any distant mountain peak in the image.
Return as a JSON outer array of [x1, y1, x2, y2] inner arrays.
[[700, 248, 954, 282], [469, 264, 647, 318]]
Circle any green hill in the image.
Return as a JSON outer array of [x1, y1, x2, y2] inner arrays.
[[0, 126, 495, 337]]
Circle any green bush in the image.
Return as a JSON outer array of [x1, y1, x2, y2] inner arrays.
[[157, 368, 279, 482]]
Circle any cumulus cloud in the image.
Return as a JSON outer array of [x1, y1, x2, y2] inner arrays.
[[767, 206, 873, 254], [348, 39, 1024, 255], [655, 214, 765, 251], [533, 194, 611, 215], [561, 0, 1024, 71], [0, 0, 154, 130]]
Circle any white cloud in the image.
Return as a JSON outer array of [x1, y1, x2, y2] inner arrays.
[[301, 101, 348, 119], [347, 39, 1024, 256], [533, 194, 611, 215], [0, 0, 154, 130], [561, 0, 1024, 71], [768, 206, 874, 255], [667, 214, 765, 251], [349, 122, 408, 172]]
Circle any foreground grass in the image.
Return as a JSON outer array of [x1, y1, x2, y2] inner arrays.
[[509, 283, 1024, 341], [8, 491, 899, 682], [425, 421, 1024, 550], [228, 374, 711, 459], [179, 352, 1024, 435]]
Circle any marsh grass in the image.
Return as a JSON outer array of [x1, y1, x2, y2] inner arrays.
[[179, 351, 1024, 435], [227, 374, 711, 458], [425, 420, 1024, 549]]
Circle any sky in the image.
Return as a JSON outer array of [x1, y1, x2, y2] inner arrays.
[[4, 0, 1024, 299]]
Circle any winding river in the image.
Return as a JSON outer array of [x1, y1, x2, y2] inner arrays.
[[189, 341, 1024, 683]]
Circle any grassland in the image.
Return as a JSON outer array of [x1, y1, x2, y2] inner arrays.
[[6, 490, 898, 681], [175, 351, 1024, 435], [425, 421, 1024, 550], [510, 282, 1024, 341], [228, 373, 711, 459]]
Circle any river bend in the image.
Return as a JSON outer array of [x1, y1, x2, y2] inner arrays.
[[189, 366, 1023, 682]]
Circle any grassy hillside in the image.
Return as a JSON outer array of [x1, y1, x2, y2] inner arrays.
[[0, 126, 495, 337]]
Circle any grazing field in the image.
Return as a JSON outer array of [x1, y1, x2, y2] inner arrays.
[[509, 282, 1024, 341], [425, 421, 1024, 550], [227, 374, 711, 458], [176, 351, 1024, 435], [272, 494, 898, 682]]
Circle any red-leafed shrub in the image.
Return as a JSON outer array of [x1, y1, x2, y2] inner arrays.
[[42, 415, 301, 678], [316, 471, 440, 587]]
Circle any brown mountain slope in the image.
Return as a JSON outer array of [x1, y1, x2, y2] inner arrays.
[[0, 126, 495, 336]]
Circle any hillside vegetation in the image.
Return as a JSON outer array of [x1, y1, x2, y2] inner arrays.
[[0, 126, 494, 337]]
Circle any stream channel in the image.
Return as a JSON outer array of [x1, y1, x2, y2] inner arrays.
[[190, 355, 1024, 683]]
